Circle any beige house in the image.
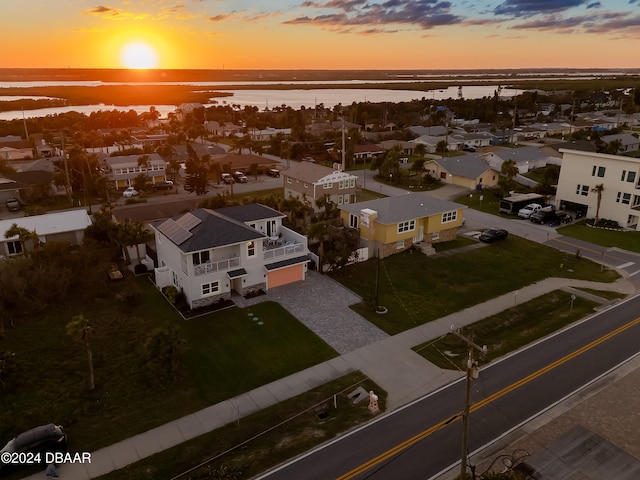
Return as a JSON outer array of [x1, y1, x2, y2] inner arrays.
[[283, 162, 358, 210], [424, 155, 500, 190], [339, 193, 466, 258], [556, 149, 640, 230]]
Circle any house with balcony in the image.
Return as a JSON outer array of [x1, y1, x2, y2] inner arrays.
[[555, 149, 640, 230], [283, 162, 358, 211], [151, 203, 310, 309], [338, 193, 466, 259]]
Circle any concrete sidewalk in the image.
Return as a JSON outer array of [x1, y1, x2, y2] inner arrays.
[[24, 276, 636, 480]]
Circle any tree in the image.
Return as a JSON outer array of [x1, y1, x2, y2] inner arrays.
[[499, 159, 519, 195], [115, 218, 153, 266], [591, 183, 604, 225], [4, 224, 38, 257], [66, 314, 95, 390], [435, 140, 448, 158], [144, 323, 188, 380], [414, 143, 426, 157]]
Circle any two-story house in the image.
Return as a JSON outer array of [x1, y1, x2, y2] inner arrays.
[[339, 193, 466, 258], [283, 162, 358, 211], [106, 153, 168, 189], [556, 149, 640, 230], [151, 204, 310, 309]]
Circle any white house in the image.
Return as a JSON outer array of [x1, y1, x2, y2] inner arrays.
[[0, 209, 92, 257], [482, 146, 561, 174], [151, 204, 310, 310], [555, 149, 640, 230]]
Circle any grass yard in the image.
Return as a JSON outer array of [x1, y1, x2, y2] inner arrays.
[[454, 188, 514, 217], [557, 222, 640, 253], [333, 236, 618, 335], [97, 372, 384, 480], [0, 274, 337, 473], [413, 291, 599, 369]]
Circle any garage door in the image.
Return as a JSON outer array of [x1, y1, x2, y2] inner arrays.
[[267, 264, 304, 289]]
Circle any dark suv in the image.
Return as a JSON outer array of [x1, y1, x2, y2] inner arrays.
[[0, 424, 67, 473], [530, 210, 558, 225]]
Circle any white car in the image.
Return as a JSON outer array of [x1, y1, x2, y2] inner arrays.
[[517, 203, 542, 218], [123, 187, 139, 198]]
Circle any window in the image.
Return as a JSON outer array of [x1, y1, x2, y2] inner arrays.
[[621, 170, 637, 183], [576, 184, 590, 196], [432, 231, 440, 241], [349, 179, 356, 188], [349, 214, 358, 229], [396, 240, 405, 250], [247, 241, 256, 257], [337, 195, 343, 205], [616, 192, 631, 204], [324, 182, 333, 189], [442, 211, 458, 223], [398, 220, 415, 233], [192, 250, 210, 265], [344, 194, 350, 204], [339, 180, 345, 189], [201, 281, 220, 297], [287, 177, 292, 184], [592, 165, 606, 177], [6, 240, 22, 255]]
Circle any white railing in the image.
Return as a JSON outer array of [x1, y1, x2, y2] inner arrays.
[[194, 257, 240, 276], [263, 242, 305, 260]]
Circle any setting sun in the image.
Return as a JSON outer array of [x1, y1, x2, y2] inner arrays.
[[120, 42, 159, 69]]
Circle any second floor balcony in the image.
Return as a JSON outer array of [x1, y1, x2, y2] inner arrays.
[[192, 257, 241, 276]]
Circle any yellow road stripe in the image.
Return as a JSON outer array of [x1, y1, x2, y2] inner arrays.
[[337, 316, 640, 480]]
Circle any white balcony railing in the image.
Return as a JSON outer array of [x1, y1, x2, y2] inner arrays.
[[194, 257, 240, 276], [263, 242, 305, 260]]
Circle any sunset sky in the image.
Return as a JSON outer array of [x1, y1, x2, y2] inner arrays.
[[3, 0, 640, 70]]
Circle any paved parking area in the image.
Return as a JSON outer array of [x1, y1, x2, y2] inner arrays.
[[233, 270, 389, 354]]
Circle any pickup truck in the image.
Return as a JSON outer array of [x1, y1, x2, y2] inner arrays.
[[517, 203, 543, 218]]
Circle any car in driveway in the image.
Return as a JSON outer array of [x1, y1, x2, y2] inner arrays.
[[479, 228, 508, 243], [266, 168, 280, 178], [122, 187, 139, 198], [517, 203, 543, 219], [6, 197, 20, 211], [0, 424, 67, 473], [221, 173, 234, 184], [154, 180, 174, 190], [530, 210, 558, 225], [233, 171, 248, 183]]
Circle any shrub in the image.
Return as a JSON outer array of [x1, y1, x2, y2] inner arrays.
[[162, 285, 179, 304]]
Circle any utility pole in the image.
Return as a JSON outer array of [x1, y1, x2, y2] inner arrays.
[[450, 327, 487, 480], [341, 115, 346, 172]]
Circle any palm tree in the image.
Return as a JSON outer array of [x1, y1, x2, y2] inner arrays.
[[116, 219, 154, 266], [66, 314, 95, 390], [4, 224, 38, 257], [591, 184, 604, 226], [499, 159, 519, 195]]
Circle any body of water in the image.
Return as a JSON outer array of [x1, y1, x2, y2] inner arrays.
[[0, 85, 520, 121]]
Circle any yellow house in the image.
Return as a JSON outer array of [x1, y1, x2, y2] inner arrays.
[[339, 193, 466, 258], [423, 155, 500, 190]]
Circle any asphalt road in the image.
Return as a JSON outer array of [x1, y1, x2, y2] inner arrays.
[[257, 295, 640, 480]]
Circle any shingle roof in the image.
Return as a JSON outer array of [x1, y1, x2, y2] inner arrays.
[[216, 203, 285, 223], [431, 155, 496, 179], [152, 207, 265, 253], [339, 193, 464, 224], [284, 162, 357, 184]]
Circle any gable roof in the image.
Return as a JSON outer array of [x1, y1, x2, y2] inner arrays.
[[430, 155, 497, 179], [339, 193, 464, 225], [284, 162, 357, 184], [0, 170, 54, 192], [106, 153, 165, 168], [487, 146, 554, 163], [0, 209, 92, 240], [152, 207, 267, 253]]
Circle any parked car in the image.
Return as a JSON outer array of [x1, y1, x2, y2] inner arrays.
[[122, 187, 139, 198], [530, 210, 558, 225], [479, 228, 508, 243], [267, 168, 280, 178], [6, 197, 20, 211], [517, 203, 543, 219], [549, 213, 574, 227], [221, 173, 234, 184], [463, 145, 477, 152], [154, 180, 174, 190], [0, 424, 67, 473], [233, 171, 248, 183]]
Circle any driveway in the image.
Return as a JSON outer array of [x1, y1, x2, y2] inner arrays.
[[233, 270, 389, 354]]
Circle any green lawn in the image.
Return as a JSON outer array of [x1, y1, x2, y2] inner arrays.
[[557, 222, 640, 253], [413, 291, 599, 369], [97, 372, 384, 480], [333, 236, 618, 335], [0, 275, 337, 463]]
